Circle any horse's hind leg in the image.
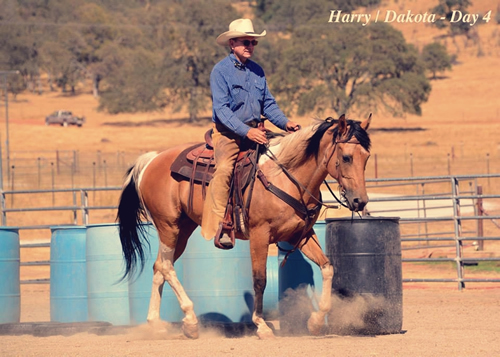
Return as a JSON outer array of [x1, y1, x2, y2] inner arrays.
[[298, 229, 334, 336], [147, 217, 199, 339]]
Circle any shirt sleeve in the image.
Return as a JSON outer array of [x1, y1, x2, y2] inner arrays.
[[261, 79, 288, 130], [210, 67, 251, 138]]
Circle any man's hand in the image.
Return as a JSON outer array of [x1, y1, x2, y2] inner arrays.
[[246, 127, 268, 145], [286, 121, 301, 132]]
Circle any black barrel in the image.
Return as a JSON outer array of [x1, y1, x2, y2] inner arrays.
[[325, 216, 402, 335]]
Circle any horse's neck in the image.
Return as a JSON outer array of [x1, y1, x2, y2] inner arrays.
[[293, 155, 329, 198], [260, 145, 329, 202]]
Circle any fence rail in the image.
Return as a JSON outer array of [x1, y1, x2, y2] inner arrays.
[[3, 173, 500, 289]]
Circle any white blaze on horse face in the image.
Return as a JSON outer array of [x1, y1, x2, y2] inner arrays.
[[336, 142, 369, 211]]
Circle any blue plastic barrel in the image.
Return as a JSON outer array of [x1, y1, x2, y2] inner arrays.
[[86, 223, 130, 325], [0, 227, 20, 323], [263, 255, 279, 318], [128, 223, 184, 324], [50, 226, 88, 322], [181, 228, 254, 323], [278, 221, 327, 306]]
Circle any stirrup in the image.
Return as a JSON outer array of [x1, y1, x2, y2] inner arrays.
[[214, 223, 235, 250]]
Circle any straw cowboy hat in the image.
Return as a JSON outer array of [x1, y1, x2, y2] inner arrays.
[[216, 18, 266, 46]]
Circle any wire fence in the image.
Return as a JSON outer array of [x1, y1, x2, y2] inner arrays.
[[3, 148, 499, 191], [3, 173, 500, 289]]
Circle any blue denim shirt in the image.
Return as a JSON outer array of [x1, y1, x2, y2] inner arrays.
[[210, 53, 288, 138]]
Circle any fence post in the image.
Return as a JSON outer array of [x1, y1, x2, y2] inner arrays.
[[71, 161, 75, 189], [74, 150, 79, 173], [92, 162, 96, 202], [37, 157, 41, 188], [451, 177, 465, 290], [10, 165, 14, 206], [476, 185, 484, 251], [80, 189, 89, 225], [56, 150, 60, 175], [72, 189, 78, 225], [421, 183, 429, 245], [51, 162, 55, 206], [410, 153, 414, 177], [486, 153, 490, 186], [103, 160, 107, 187], [374, 153, 378, 182], [0, 190, 6, 225]]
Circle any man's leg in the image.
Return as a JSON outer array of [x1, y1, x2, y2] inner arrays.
[[201, 124, 240, 243]]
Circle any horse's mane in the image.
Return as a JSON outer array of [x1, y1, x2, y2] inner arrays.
[[267, 117, 371, 174]]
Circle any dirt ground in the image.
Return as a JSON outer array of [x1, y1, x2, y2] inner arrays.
[[1, 283, 499, 357]]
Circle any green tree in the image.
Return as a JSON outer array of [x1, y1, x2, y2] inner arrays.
[[421, 42, 452, 79], [98, 47, 166, 114], [271, 23, 431, 117], [430, 0, 473, 41], [256, 0, 381, 26], [39, 41, 73, 91], [160, 0, 238, 121], [72, 3, 118, 97]]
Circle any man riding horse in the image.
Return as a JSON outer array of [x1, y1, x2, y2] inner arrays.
[[201, 18, 301, 248]]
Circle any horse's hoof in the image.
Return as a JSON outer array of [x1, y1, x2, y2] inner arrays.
[[182, 322, 199, 339], [257, 326, 276, 340], [147, 319, 170, 333], [307, 313, 325, 336]]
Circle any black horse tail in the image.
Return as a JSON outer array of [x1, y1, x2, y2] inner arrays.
[[116, 151, 158, 280]]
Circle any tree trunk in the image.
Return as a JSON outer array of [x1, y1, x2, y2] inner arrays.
[[93, 74, 101, 98], [48, 72, 54, 91]]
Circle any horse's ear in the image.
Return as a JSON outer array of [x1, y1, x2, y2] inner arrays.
[[338, 114, 347, 136], [361, 113, 372, 131]]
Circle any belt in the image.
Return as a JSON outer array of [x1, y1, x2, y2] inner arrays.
[[246, 119, 260, 128]]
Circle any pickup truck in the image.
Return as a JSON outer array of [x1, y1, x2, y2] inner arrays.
[[45, 110, 85, 127]]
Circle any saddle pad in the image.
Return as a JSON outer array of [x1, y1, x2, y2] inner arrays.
[[170, 143, 215, 185]]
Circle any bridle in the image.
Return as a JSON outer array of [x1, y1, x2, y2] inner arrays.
[[323, 134, 362, 209]]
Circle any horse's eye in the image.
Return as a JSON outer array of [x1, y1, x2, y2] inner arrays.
[[342, 155, 351, 164]]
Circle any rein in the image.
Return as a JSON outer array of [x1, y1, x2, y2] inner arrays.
[[260, 135, 360, 265]]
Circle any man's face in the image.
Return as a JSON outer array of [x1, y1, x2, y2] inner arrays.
[[230, 36, 258, 63]]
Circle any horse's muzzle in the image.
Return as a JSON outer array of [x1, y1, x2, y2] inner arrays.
[[345, 194, 368, 212]]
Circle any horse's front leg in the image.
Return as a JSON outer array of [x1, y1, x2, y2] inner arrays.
[[250, 235, 275, 339], [299, 229, 334, 336]]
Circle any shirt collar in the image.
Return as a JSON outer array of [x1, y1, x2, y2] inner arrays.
[[229, 52, 246, 70]]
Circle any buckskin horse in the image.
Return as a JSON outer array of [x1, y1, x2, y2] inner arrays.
[[117, 114, 371, 339]]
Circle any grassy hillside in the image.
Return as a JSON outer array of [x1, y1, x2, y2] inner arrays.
[[3, 0, 500, 181]]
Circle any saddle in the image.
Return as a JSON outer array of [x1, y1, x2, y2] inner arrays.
[[170, 129, 263, 248]]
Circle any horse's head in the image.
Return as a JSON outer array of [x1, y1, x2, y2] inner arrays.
[[323, 114, 371, 212]]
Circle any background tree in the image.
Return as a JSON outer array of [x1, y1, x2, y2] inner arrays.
[[421, 42, 453, 79], [160, 0, 238, 122], [270, 23, 431, 117], [98, 47, 166, 114], [430, 0, 476, 52]]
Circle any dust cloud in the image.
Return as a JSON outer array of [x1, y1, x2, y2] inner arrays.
[[278, 286, 400, 336]]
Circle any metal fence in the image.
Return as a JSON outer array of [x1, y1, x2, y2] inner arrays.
[[358, 174, 500, 290], [2, 174, 500, 289]]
